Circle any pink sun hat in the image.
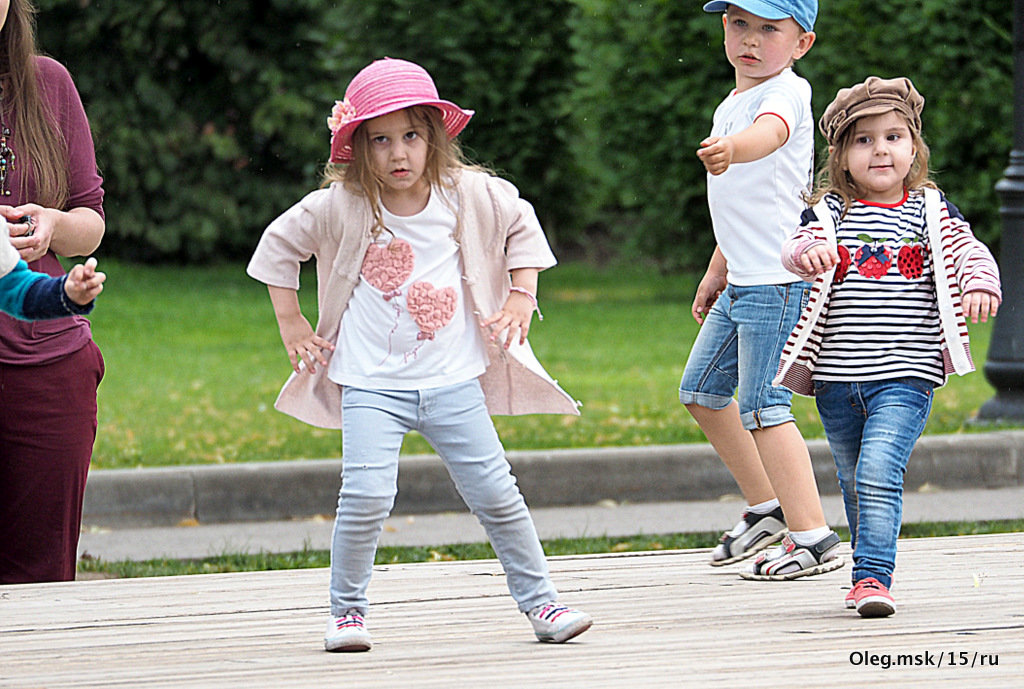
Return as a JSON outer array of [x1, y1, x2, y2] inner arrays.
[[327, 58, 475, 164]]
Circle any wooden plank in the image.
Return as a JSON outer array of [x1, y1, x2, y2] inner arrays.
[[1, 534, 1021, 688]]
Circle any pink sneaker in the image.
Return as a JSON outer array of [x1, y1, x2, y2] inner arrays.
[[850, 577, 896, 618]]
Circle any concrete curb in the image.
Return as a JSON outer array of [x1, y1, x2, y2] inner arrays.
[[81, 430, 1024, 528]]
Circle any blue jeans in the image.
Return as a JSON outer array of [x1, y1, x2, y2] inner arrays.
[[330, 379, 557, 615], [679, 282, 811, 430], [814, 378, 934, 588]]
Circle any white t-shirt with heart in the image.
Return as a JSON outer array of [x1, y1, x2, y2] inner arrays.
[[328, 187, 489, 390]]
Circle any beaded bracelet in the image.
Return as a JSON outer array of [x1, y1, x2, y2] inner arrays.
[[509, 286, 543, 321]]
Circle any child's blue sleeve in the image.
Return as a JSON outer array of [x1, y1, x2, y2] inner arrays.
[[0, 260, 94, 320]]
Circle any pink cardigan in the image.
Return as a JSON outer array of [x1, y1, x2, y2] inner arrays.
[[247, 169, 580, 429]]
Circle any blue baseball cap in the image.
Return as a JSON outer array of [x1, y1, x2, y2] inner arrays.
[[703, 0, 817, 32]]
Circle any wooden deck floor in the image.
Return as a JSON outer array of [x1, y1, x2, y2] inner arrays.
[[2, 533, 1022, 688]]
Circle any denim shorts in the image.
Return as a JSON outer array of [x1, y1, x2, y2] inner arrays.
[[679, 281, 811, 430]]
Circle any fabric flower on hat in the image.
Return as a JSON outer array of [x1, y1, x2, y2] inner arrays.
[[327, 99, 357, 133]]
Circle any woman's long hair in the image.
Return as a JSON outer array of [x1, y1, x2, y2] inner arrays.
[[0, 0, 70, 209]]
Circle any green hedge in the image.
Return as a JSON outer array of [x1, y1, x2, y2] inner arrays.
[[34, 0, 1013, 266], [37, 0, 334, 261], [35, 0, 577, 262], [567, 0, 730, 268]]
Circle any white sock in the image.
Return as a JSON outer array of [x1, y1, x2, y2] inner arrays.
[[748, 498, 780, 515], [790, 526, 831, 546], [724, 499, 781, 539]]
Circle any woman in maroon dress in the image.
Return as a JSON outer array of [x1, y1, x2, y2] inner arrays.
[[0, 0, 106, 583]]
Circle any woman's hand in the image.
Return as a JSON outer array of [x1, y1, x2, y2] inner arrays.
[[3, 204, 104, 261], [3, 204, 54, 263]]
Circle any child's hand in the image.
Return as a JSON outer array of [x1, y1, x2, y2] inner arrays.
[[64, 257, 105, 305], [481, 291, 534, 349], [697, 136, 735, 176], [961, 290, 1000, 324], [278, 314, 335, 374], [797, 244, 839, 279], [692, 271, 727, 325]]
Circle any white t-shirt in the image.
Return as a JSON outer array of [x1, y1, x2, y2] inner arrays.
[[706, 68, 814, 286], [329, 187, 489, 390]]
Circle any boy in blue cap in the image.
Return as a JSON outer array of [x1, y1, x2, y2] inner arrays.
[[678, 0, 843, 580]]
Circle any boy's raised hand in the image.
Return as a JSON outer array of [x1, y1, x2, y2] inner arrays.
[[697, 136, 735, 176], [64, 257, 105, 305], [698, 116, 788, 175], [961, 290, 1000, 324]]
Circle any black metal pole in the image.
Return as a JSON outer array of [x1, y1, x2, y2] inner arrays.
[[978, 0, 1024, 420]]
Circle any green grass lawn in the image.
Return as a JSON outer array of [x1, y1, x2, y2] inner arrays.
[[87, 260, 1010, 469]]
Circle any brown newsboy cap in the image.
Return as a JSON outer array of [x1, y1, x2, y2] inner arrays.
[[819, 76, 924, 146]]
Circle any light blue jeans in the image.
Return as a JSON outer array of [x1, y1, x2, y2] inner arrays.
[[679, 282, 811, 430], [814, 378, 934, 588], [330, 379, 558, 616]]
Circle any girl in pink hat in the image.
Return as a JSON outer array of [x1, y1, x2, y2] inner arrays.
[[248, 58, 591, 652]]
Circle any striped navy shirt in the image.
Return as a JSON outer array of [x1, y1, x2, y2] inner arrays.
[[813, 191, 944, 385]]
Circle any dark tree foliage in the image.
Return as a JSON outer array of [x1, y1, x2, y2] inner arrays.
[[33, 0, 1012, 267]]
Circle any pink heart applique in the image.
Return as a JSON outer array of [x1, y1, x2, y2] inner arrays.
[[406, 281, 457, 340], [361, 240, 414, 299]]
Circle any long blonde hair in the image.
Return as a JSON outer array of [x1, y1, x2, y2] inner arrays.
[[322, 105, 483, 240], [0, 0, 70, 209], [806, 114, 936, 213]]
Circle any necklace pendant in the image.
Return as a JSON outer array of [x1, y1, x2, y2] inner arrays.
[[0, 111, 13, 196]]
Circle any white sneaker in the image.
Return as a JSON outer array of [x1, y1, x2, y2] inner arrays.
[[324, 609, 372, 652], [526, 602, 592, 643]]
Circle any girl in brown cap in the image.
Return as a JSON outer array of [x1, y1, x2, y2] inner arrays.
[[774, 76, 1002, 617]]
